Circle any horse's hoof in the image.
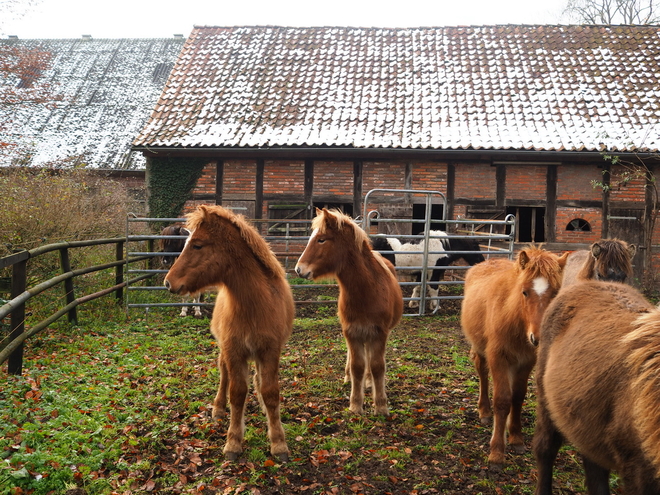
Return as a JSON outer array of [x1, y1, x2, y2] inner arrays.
[[488, 461, 504, 472], [511, 443, 526, 454], [225, 451, 240, 462], [479, 416, 492, 425], [275, 452, 289, 463]]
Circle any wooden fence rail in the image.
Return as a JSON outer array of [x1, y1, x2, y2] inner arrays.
[[0, 238, 135, 375]]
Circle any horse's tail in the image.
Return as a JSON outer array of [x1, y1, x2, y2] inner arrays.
[[625, 310, 660, 476]]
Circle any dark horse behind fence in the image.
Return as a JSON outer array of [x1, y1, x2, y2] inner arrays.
[[461, 246, 568, 468], [296, 208, 403, 416], [534, 281, 657, 495], [561, 238, 636, 288], [160, 225, 202, 317], [372, 230, 484, 310], [165, 205, 294, 461]]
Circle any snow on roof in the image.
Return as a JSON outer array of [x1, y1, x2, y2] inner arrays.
[[134, 25, 660, 154], [1, 37, 185, 168]]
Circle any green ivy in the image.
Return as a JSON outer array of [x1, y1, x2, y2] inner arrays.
[[147, 156, 206, 221]]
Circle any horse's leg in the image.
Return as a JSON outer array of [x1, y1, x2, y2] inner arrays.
[[470, 349, 492, 423], [507, 363, 533, 453], [212, 353, 228, 419], [223, 357, 250, 460], [582, 456, 610, 495], [532, 400, 563, 495], [255, 355, 289, 461], [409, 273, 423, 308], [344, 331, 366, 414], [344, 348, 350, 384], [180, 303, 189, 317], [487, 358, 512, 468], [366, 335, 388, 415], [193, 293, 203, 318]]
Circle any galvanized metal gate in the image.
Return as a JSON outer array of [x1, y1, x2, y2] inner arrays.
[[125, 190, 516, 316]]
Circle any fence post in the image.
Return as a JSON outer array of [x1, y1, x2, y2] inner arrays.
[[60, 247, 78, 325], [8, 259, 27, 375], [115, 241, 124, 303]]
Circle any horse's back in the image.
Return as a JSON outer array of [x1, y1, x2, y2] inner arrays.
[[461, 258, 515, 346], [560, 250, 589, 288], [538, 281, 653, 471]]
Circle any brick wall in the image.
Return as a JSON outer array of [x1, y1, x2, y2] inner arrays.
[[314, 161, 354, 199], [557, 164, 602, 202], [192, 162, 217, 195], [412, 162, 447, 192], [363, 162, 406, 192], [225, 160, 257, 197], [506, 165, 546, 200], [608, 164, 646, 204], [454, 163, 495, 199], [264, 160, 304, 195]]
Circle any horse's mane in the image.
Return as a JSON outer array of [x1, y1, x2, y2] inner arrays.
[[624, 309, 660, 476], [186, 205, 285, 279], [312, 209, 372, 254], [517, 246, 564, 288], [578, 238, 634, 281]]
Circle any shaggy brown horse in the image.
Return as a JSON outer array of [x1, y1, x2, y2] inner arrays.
[[295, 208, 403, 415], [533, 281, 657, 495], [164, 205, 294, 461], [461, 246, 568, 468], [561, 238, 636, 288]]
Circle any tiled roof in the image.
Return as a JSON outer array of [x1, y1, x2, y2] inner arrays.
[[134, 25, 660, 154], [1, 37, 185, 168]]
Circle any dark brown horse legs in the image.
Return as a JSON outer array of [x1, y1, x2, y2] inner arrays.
[[212, 355, 229, 419], [255, 360, 289, 461], [471, 350, 492, 423], [583, 457, 610, 495], [532, 405, 564, 495], [223, 360, 249, 460], [367, 338, 388, 416], [508, 363, 532, 452]]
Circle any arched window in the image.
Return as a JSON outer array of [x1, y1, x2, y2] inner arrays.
[[566, 218, 591, 232]]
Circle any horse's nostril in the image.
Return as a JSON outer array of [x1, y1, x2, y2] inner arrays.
[[530, 334, 539, 347], [165, 279, 171, 290]]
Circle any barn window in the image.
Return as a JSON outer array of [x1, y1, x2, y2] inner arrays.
[[566, 218, 591, 232], [267, 203, 309, 236], [506, 206, 545, 243]]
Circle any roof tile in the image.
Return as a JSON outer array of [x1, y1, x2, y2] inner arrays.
[[134, 25, 660, 153]]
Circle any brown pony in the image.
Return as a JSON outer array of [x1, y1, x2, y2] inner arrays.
[[295, 208, 403, 415], [561, 238, 636, 288], [533, 281, 656, 495], [460, 246, 568, 468], [164, 205, 294, 461]]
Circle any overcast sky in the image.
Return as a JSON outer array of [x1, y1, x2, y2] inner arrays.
[[3, 0, 569, 39]]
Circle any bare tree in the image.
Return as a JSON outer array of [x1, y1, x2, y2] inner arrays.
[[563, 0, 660, 24]]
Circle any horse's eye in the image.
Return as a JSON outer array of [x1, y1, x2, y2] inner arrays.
[[192, 245, 203, 250], [522, 290, 528, 298], [317, 238, 326, 244]]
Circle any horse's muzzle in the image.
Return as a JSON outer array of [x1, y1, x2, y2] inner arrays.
[[295, 265, 311, 280], [164, 279, 183, 294]]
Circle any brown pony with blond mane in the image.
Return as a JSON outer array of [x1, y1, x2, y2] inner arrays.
[[461, 246, 568, 468], [295, 208, 403, 415], [561, 238, 636, 288], [165, 205, 294, 461], [534, 281, 657, 495]]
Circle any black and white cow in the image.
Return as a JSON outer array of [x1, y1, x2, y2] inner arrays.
[[372, 231, 485, 309]]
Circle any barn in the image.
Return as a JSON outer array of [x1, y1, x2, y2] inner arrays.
[[132, 25, 660, 287]]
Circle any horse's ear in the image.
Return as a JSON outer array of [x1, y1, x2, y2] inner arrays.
[[323, 208, 339, 230], [315, 207, 322, 216], [557, 251, 569, 268], [517, 250, 530, 270], [591, 242, 602, 259], [628, 244, 637, 259]]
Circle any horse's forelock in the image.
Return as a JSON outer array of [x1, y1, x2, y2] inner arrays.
[[594, 239, 634, 279], [519, 248, 564, 288], [313, 209, 370, 252], [186, 205, 284, 278]]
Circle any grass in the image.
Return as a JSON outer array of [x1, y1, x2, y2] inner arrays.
[[0, 298, 591, 494]]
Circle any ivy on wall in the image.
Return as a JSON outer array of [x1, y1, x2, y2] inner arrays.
[[147, 156, 207, 220]]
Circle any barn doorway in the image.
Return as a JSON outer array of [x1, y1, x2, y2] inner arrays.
[[506, 206, 545, 242]]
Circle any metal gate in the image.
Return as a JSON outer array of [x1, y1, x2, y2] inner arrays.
[[362, 189, 516, 316]]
